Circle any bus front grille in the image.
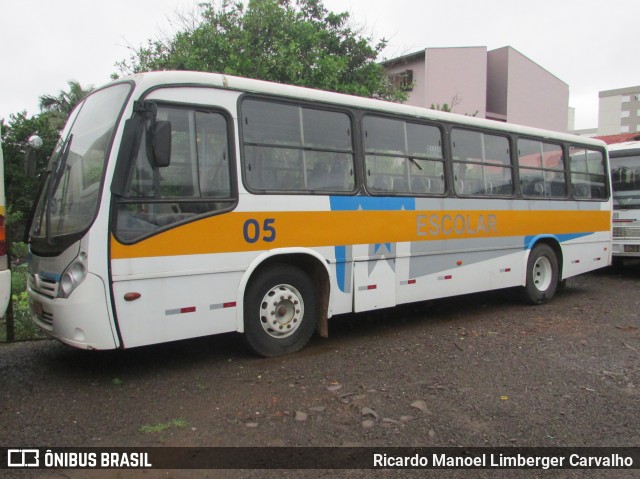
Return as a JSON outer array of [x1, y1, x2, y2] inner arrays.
[[29, 274, 58, 299]]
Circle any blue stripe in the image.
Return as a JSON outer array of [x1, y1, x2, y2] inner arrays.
[[330, 196, 415, 292], [39, 271, 62, 282], [524, 233, 593, 250], [330, 196, 416, 211]]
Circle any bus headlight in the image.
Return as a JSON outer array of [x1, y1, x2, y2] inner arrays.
[[59, 252, 88, 298]]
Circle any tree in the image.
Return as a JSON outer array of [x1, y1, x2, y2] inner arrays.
[[38, 80, 93, 116], [431, 94, 478, 117], [38, 80, 93, 128], [116, 0, 405, 101], [1, 113, 58, 244]]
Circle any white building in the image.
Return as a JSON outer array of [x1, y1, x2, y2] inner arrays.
[[598, 86, 640, 135]]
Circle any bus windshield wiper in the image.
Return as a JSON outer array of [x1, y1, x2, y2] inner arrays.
[[44, 134, 73, 245]]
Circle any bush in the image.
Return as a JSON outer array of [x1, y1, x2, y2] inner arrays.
[[1, 265, 45, 342]]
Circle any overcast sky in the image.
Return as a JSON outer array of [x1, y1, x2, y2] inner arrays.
[[1, 0, 637, 129]]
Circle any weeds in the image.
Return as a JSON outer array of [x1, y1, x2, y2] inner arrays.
[[139, 419, 188, 433], [1, 265, 45, 342]]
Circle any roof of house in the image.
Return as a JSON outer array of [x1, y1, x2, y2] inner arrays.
[[594, 133, 640, 144]]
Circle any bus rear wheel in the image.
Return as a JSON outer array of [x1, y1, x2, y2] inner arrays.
[[243, 265, 317, 357], [521, 244, 559, 305]]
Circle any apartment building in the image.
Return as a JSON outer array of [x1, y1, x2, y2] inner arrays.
[[598, 86, 640, 135], [383, 46, 569, 133]]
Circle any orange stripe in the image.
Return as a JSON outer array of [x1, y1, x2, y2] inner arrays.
[[110, 209, 611, 260]]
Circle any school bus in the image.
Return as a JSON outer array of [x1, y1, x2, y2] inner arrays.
[[27, 72, 611, 356]]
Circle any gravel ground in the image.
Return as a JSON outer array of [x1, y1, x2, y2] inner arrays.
[[1, 263, 639, 479]]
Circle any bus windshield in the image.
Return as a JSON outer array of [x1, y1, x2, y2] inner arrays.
[[29, 83, 131, 253], [611, 153, 640, 209]]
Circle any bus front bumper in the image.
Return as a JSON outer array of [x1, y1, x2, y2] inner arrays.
[[28, 273, 119, 349]]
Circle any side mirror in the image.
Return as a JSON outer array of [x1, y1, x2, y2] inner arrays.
[[150, 121, 171, 168]]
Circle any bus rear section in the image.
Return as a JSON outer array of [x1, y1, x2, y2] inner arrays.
[[610, 141, 640, 260]]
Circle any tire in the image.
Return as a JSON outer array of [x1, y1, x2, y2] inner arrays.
[[521, 244, 559, 305], [243, 264, 318, 357]]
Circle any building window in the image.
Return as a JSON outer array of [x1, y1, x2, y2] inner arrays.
[[388, 70, 414, 91]]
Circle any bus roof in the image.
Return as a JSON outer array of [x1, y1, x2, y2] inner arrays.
[[608, 140, 640, 155], [116, 71, 605, 148]]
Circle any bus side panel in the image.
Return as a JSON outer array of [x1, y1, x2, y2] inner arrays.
[[558, 232, 612, 280], [111, 253, 247, 348]]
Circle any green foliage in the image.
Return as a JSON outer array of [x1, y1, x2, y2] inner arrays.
[[10, 241, 28, 264], [0, 265, 45, 342], [116, 0, 406, 101], [39, 80, 93, 116], [38, 80, 94, 130], [430, 103, 453, 113], [1, 114, 58, 243]]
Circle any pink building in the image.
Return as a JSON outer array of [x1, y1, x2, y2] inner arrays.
[[384, 46, 569, 133]]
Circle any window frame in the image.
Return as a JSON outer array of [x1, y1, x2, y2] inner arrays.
[[568, 145, 610, 201], [239, 95, 358, 196], [516, 137, 568, 199], [362, 113, 447, 197], [113, 101, 238, 245], [450, 127, 515, 198]]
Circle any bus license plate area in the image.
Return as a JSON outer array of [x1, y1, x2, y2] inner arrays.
[[624, 245, 640, 253]]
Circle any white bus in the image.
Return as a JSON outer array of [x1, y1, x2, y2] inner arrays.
[[27, 72, 612, 356], [610, 140, 640, 260], [0, 130, 9, 318]]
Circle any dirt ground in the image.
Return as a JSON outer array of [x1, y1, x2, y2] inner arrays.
[[1, 263, 639, 478]]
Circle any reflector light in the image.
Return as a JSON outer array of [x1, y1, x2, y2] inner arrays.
[[124, 292, 142, 302]]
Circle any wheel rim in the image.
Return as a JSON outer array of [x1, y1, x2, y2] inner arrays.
[[259, 284, 304, 339], [532, 256, 553, 292]]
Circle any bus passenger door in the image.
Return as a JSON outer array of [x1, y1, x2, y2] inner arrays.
[[353, 243, 396, 312]]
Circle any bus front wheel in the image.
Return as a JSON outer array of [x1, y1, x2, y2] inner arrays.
[[243, 265, 317, 357], [521, 244, 559, 305]]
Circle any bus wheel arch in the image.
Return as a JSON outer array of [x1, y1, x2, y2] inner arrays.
[[238, 251, 331, 356], [521, 239, 563, 305]]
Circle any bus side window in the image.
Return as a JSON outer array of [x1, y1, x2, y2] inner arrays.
[[242, 99, 355, 194], [518, 139, 566, 198], [115, 106, 235, 242], [452, 129, 513, 197], [569, 147, 607, 200], [363, 116, 445, 196]]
